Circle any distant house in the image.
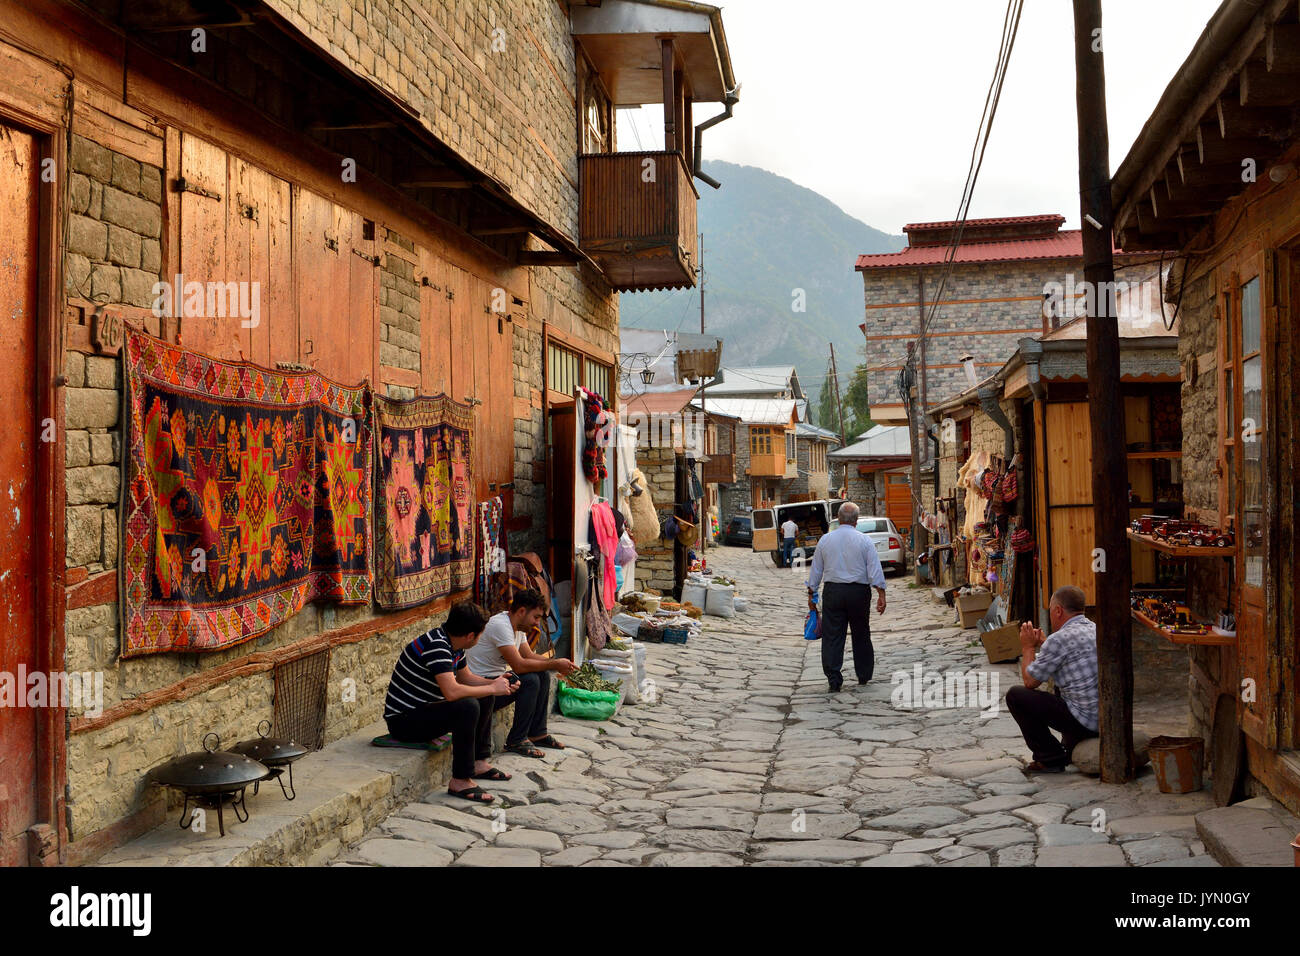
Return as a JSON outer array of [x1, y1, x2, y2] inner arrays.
[[694, 397, 802, 519], [829, 425, 913, 529], [792, 422, 842, 501], [709, 365, 808, 418]]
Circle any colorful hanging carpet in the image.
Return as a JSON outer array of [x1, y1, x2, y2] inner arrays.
[[121, 329, 373, 658], [372, 393, 475, 609], [475, 496, 509, 614]]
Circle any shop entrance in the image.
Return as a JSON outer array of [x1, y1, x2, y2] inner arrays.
[[0, 120, 40, 866]]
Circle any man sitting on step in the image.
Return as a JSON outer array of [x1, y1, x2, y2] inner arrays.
[[1007, 585, 1099, 773], [383, 601, 517, 804], [465, 588, 577, 761]]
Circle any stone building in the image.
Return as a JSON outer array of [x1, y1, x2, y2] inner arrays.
[[1111, 0, 1300, 816], [791, 422, 841, 501], [855, 215, 1152, 429], [828, 426, 912, 526], [0, 0, 737, 865]]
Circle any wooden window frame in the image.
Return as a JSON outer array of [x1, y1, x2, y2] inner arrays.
[[544, 331, 614, 409]]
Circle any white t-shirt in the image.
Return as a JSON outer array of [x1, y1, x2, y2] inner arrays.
[[464, 611, 523, 679], [781, 519, 799, 539]]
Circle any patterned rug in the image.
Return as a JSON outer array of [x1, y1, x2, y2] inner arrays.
[[121, 330, 372, 657], [475, 496, 509, 614], [372, 393, 475, 609]]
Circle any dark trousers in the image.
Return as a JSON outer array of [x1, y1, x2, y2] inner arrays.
[[385, 697, 479, 779], [474, 671, 552, 759], [1005, 685, 1098, 767], [820, 582, 874, 686], [781, 537, 795, 567]]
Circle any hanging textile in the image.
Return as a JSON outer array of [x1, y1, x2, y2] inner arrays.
[[579, 387, 609, 484], [589, 500, 619, 609], [475, 496, 509, 613], [121, 329, 371, 658], [372, 393, 475, 609]]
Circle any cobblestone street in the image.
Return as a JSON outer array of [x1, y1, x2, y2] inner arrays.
[[339, 546, 1219, 868]]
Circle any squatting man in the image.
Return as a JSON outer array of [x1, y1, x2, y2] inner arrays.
[[1006, 585, 1099, 773]]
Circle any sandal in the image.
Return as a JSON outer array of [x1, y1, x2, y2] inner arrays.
[[447, 785, 494, 803], [471, 767, 511, 781], [529, 734, 565, 750], [506, 742, 546, 759]]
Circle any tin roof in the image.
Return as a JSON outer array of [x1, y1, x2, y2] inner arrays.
[[693, 397, 800, 425]]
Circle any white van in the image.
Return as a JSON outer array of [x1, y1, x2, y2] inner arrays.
[[751, 499, 845, 564]]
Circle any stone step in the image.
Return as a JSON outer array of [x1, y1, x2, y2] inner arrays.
[[1195, 797, 1300, 867], [93, 711, 514, 867]]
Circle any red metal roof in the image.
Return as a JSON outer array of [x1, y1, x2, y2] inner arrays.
[[902, 213, 1065, 232], [856, 230, 1140, 270]]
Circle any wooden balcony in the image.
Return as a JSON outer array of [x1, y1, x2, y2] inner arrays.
[[579, 150, 698, 292], [749, 452, 786, 478], [702, 453, 735, 485]]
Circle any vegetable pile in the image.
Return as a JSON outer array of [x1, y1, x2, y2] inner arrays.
[[560, 661, 623, 693]]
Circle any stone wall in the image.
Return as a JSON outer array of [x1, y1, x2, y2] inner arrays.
[[379, 229, 421, 377], [633, 445, 676, 593], [266, 0, 583, 241]]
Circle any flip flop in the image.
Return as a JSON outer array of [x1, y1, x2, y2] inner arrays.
[[471, 767, 511, 781], [506, 742, 546, 759], [529, 734, 565, 750], [447, 786, 494, 803]]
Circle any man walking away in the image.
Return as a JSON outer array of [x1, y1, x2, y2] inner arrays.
[[1006, 585, 1099, 773], [781, 515, 799, 568], [805, 501, 887, 691], [465, 589, 578, 761]]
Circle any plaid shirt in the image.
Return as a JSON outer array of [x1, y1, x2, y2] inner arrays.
[[1026, 613, 1099, 731]]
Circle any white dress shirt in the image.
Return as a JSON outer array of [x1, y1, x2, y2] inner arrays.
[[806, 524, 887, 591]]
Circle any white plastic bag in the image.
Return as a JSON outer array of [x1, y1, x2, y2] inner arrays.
[[681, 582, 708, 610], [591, 659, 637, 704], [705, 583, 736, 618]]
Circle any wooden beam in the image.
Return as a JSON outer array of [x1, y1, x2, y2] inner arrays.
[[399, 179, 473, 189], [1163, 165, 1237, 204], [661, 37, 676, 152], [1175, 147, 1240, 188], [471, 224, 532, 237], [1265, 22, 1300, 73], [1241, 60, 1300, 106], [1196, 123, 1273, 166], [1149, 186, 1216, 220], [307, 120, 397, 131], [518, 250, 579, 266], [1216, 96, 1293, 140]]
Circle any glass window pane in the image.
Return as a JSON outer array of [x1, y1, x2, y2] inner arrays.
[[1242, 355, 1262, 437], [1241, 277, 1260, 354]]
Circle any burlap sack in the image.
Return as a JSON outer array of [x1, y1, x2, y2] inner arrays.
[[627, 469, 660, 547]]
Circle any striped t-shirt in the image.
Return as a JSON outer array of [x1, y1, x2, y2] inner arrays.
[[383, 627, 466, 718]]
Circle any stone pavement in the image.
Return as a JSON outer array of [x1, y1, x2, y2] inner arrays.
[[337, 546, 1219, 867]]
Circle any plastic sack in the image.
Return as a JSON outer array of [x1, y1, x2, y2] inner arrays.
[[705, 583, 736, 619], [592, 658, 637, 704], [615, 532, 637, 566], [804, 605, 821, 641], [733, 596, 749, 613], [681, 582, 708, 609], [557, 682, 620, 721]]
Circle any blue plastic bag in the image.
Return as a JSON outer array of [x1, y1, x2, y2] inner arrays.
[[804, 601, 821, 641]]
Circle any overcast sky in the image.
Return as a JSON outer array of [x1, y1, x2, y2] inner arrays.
[[618, 0, 1223, 234]]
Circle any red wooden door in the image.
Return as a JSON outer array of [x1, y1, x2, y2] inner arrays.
[[229, 156, 293, 369], [178, 134, 237, 359], [0, 122, 39, 866], [418, 248, 450, 396]]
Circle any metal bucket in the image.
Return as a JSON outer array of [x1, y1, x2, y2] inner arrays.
[[1148, 735, 1204, 794]]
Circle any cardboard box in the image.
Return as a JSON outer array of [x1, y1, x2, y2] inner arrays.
[[955, 591, 993, 629], [980, 623, 1021, 663]]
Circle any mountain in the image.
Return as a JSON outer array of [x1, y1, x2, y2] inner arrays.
[[618, 159, 906, 421]]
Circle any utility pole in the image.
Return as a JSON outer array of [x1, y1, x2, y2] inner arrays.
[[1073, 0, 1134, 783], [828, 342, 848, 448], [698, 232, 707, 553], [902, 345, 924, 585]]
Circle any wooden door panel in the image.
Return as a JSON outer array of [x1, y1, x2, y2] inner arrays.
[[294, 188, 349, 378], [0, 122, 39, 865], [228, 157, 293, 368], [1044, 402, 1092, 505], [178, 134, 231, 358], [345, 210, 375, 386], [418, 249, 450, 396]]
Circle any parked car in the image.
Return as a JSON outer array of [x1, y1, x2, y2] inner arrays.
[[722, 515, 753, 547], [856, 516, 908, 574]]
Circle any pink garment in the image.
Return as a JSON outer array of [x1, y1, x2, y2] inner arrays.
[[590, 501, 619, 609]]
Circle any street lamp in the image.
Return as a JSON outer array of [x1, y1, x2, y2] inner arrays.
[[640, 367, 655, 385]]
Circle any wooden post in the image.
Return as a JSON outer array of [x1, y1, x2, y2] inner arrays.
[[903, 344, 924, 585], [661, 38, 676, 154], [1073, 0, 1135, 783], [829, 342, 848, 448]]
